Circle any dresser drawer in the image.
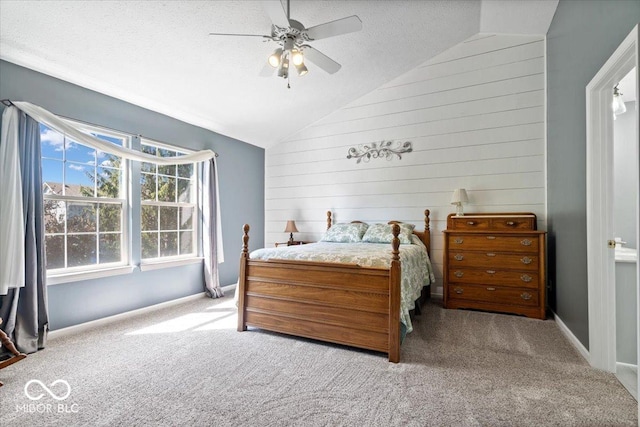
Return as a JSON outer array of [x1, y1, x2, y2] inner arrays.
[[448, 268, 539, 288], [448, 217, 491, 230], [447, 284, 539, 307], [448, 234, 539, 253], [491, 216, 535, 230], [448, 251, 538, 271]]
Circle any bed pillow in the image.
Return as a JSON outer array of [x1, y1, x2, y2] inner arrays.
[[361, 223, 415, 245], [320, 223, 369, 243]]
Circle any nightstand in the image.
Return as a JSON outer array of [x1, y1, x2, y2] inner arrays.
[[443, 213, 546, 319], [275, 241, 311, 247]]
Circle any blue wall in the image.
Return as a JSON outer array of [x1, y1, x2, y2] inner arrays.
[[0, 60, 265, 330], [546, 0, 640, 348]]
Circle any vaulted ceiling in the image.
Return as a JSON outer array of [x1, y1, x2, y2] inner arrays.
[[0, 0, 558, 148]]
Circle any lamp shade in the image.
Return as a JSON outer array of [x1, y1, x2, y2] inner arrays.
[[284, 220, 299, 233], [450, 188, 469, 205]]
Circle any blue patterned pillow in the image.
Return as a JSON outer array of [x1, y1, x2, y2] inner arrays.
[[361, 223, 415, 245], [320, 223, 369, 243]]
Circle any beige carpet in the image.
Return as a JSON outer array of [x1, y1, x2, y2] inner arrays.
[[0, 293, 637, 426]]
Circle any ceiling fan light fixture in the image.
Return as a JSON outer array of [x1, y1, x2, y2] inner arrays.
[[268, 48, 283, 68], [612, 84, 627, 116], [295, 62, 308, 76], [278, 55, 289, 78], [291, 49, 304, 66]]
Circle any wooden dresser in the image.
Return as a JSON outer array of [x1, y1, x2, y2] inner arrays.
[[443, 213, 546, 319]]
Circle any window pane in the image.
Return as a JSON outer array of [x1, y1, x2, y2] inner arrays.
[[100, 204, 121, 232], [45, 235, 65, 269], [66, 162, 94, 196], [99, 234, 121, 263], [177, 178, 191, 203], [158, 148, 176, 158], [179, 231, 193, 255], [142, 232, 158, 258], [160, 206, 178, 231], [98, 153, 119, 169], [141, 161, 155, 173], [42, 159, 64, 192], [157, 176, 176, 202], [96, 166, 121, 198], [160, 232, 178, 257], [141, 205, 158, 231], [67, 234, 97, 267], [67, 202, 97, 233], [40, 125, 64, 160], [180, 207, 193, 230], [141, 173, 156, 201], [142, 144, 156, 156], [178, 164, 193, 178], [65, 140, 94, 164], [158, 164, 176, 176], [44, 200, 65, 233]]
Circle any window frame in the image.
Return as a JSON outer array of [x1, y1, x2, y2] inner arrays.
[[139, 138, 200, 267], [42, 121, 132, 284]]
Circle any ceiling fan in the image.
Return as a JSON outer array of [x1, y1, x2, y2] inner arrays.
[[209, 0, 362, 82]]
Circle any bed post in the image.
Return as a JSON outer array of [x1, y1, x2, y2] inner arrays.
[[388, 224, 401, 363], [423, 209, 431, 252], [326, 211, 332, 230], [237, 224, 250, 332]]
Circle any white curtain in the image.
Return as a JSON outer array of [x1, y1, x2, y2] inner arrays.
[[0, 107, 25, 295], [12, 102, 216, 164]]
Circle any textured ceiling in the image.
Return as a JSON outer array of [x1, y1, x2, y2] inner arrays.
[[0, 0, 558, 148]]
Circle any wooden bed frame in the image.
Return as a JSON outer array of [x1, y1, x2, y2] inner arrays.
[[237, 209, 431, 363]]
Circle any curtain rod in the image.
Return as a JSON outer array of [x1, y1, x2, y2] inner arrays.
[[0, 99, 219, 157]]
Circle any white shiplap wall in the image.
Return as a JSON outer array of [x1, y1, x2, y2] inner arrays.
[[264, 34, 546, 296]]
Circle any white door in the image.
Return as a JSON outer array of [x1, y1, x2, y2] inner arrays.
[[586, 24, 639, 409]]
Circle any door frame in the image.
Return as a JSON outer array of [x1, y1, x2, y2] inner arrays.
[[586, 24, 639, 373]]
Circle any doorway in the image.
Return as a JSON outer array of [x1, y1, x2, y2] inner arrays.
[[586, 22, 639, 403]]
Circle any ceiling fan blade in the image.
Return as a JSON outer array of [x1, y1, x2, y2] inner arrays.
[[302, 46, 341, 74], [305, 15, 362, 41], [263, 0, 290, 28], [209, 32, 272, 38]]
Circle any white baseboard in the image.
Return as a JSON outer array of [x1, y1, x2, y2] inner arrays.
[[49, 283, 236, 339], [553, 311, 590, 363]]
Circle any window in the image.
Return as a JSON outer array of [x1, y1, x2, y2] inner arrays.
[[41, 123, 128, 272], [140, 140, 196, 260]]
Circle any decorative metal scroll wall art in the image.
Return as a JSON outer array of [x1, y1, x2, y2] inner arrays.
[[346, 140, 412, 164]]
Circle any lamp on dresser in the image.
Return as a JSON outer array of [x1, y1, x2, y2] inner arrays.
[[284, 220, 299, 245], [450, 188, 469, 216]]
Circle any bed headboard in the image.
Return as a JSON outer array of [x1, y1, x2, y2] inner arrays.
[[324, 209, 431, 256]]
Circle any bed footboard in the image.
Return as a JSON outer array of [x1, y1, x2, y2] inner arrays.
[[237, 224, 402, 362]]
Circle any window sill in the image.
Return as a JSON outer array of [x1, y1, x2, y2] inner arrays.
[[47, 265, 135, 285], [139, 257, 203, 272]]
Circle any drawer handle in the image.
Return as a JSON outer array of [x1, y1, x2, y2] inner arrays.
[[486, 287, 496, 291], [486, 270, 496, 274], [454, 238, 464, 244], [521, 274, 533, 283], [454, 287, 463, 294], [454, 271, 464, 278], [454, 254, 464, 261], [486, 253, 496, 257], [521, 292, 533, 301], [506, 221, 516, 226], [520, 239, 532, 246], [521, 256, 533, 265], [467, 221, 476, 225], [486, 236, 496, 240]]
